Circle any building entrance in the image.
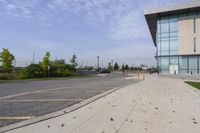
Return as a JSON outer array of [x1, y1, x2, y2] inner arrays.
[[169, 65, 179, 74]]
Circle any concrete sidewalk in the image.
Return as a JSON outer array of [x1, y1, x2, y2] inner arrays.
[[4, 75, 200, 133]]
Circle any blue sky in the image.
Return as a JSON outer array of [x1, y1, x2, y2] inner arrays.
[[0, 0, 188, 67]]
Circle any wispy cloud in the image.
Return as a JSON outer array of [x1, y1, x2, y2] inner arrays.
[[0, 0, 38, 18], [0, 0, 187, 39], [47, 0, 187, 39]]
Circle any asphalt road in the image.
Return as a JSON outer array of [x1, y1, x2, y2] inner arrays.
[[0, 74, 140, 128]]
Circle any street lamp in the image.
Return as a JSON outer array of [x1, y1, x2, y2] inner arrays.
[[97, 56, 100, 72]]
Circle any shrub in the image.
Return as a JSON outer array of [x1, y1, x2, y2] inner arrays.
[[13, 69, 27, 79], [0, 73, 11, 80]]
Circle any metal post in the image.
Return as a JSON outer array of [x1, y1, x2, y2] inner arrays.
[[48, 65, 50, 78], [33, 52, 35, 64], [97, 56, 99, 72]]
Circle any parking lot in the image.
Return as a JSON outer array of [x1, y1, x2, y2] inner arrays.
[[0, 74, 140, 128]]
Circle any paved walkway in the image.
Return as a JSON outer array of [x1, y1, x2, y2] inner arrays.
[[5, 75, 200, 133]]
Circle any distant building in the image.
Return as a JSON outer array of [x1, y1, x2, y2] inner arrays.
[[145, 1, 200, 74]]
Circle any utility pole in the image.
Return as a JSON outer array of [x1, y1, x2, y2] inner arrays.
[[82, 61, 84, 68], [32, 52, 35, 64], [111, 60, 113, 72], [48, 65, 50, 78], [97, 56, 100, 72]]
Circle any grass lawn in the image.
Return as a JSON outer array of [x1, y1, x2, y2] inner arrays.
[[185, 81, 200, 90]]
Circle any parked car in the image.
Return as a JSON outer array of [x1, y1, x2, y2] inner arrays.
[[99, 69, 111, 73]]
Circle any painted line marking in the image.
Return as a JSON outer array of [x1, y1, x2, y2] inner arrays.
[[0, 86, 69, 100], [1, 99, 84, 102], [0, 116, 34, 120], [86, 91, 104, 93], [125, 77, 136, 79]]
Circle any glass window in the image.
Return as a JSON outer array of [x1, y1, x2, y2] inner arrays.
[[170, 50, 178, 55], [189, 56, 197, 70], [179, 56, 188, 70], [161, 69, 169, 73], [170, 57, 178, 65], [170, 21, 178, 32], [188, 11, 197, 17], [157, 23, 161, 34], [161, 51, 169, 55], [161, 32, 169, 38], [157, 57, 161, 67], [157, 41, 161, 56], [180, 70, 188, 74], [161, 41, 169, 51], [161, 23, 169, 33], [161, 57, 169, 70], [179, 13, 188, 19], [161, 37, 169, 41], [157, 19, 161, 24], [199, 56, 200, 68], [157, 33, 161, 39], [170, 15, 178, 22], [160, 16, 169, 23], [170, 32, 178, 37], [170, 39, 178, 50]]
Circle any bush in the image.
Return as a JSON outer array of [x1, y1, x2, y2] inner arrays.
[[26, 64, 44, 78], [0, 73, 11, 80], [13, 69, 27, 79], [63, 69, 77, 76], [0, 69, 28, 80]]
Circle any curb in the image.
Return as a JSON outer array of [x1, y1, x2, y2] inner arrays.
[[0, 80, 141, 133]]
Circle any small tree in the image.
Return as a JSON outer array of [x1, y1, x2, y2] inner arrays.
[[70, 54, 77, 71], [107, 62, 112, 70], [113, 62, 119, 70], [121, 64, 125, 70], [41, 51, 50, 77], [0, 48, 15, 72], [125, 64, 129, 70], [130, 66, 134, 70], [26, 63, 43, 78]]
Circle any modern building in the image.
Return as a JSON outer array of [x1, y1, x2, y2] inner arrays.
[[145, 1, 200, 74]]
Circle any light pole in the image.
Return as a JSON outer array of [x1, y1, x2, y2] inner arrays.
[[97, 56, 100, 72], [111, 60, 113, 72], [32, 52, 35, 64]]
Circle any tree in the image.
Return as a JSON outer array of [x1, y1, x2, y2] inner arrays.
[[70, 54, 77, 71], [121, 64, 125, 70], [26, 64, 43, 78], [113, 62, 119, 70], [130, 66, 134, 70], [107, 62, 112, 70], [0, 48, 15, 72], [54, 59, 65, 65], [41, 51, 50, 77], [125, 64, 129, 70]]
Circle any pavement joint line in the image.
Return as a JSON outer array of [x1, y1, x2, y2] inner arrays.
[[68, 85, 139, 133], [1, 99, 84, 102], [85, 91, 104, 93], [0, 117, 34, 120], [0, 87, 68, 100], [0, 80, 142, 133], [115, 96, 142, 133]]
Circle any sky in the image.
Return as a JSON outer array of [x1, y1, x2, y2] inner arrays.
[[0, 0, 189, 67]]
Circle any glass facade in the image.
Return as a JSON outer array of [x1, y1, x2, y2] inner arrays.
[[158, 55, 200, 74], [157, 15, 178, 56], [156, 11, 200, 74]]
